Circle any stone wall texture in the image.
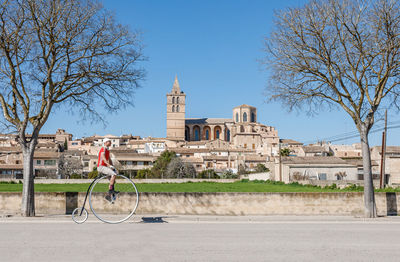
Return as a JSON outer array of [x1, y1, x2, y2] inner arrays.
[[1, 192, 399, 216]]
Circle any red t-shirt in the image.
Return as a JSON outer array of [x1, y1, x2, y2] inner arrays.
[[97, 147, 110, 167]]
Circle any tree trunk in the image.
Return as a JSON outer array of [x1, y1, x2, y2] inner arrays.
[[21, 144, 36, 217], [360, 125, 377, 218]]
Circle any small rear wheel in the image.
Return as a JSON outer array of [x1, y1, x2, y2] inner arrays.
[[72, 207, 88, 224]]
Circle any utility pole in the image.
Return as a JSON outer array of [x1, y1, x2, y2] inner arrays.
[[279, 142, 282, 182], [379, 110, 388, 189]]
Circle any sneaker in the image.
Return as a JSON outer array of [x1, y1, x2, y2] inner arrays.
[[108, 190, 120, 202]]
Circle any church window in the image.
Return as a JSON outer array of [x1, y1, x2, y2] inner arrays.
[[251, 112, 255, 122], [172, 97, 175, 104], [177, 105, 180, 112], [172, 105, 175, 112], [177, 97, 180, 104], [235, 113, 239, 122], [243, 112, 247, 122], [185, 127, 190, 141]]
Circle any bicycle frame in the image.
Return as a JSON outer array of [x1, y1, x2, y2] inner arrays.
[[79, 176, 102, 216]]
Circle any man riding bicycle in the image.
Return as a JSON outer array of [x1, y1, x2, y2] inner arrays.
[[97, 138, 119, 202]]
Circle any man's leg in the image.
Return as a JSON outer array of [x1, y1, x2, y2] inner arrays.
[[98, 166, 119, 202], [99, 166, 117, 191], [108, 168, 118, 196], [109, 174, 116, 192]]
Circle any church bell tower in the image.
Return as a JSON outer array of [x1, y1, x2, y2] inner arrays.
[[166, 76, 186, 140]]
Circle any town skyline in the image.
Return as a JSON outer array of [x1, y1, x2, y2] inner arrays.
[[41, 74, 399, 147]]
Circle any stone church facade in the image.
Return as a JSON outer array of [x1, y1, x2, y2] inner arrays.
[[166, 77, 280, 156]]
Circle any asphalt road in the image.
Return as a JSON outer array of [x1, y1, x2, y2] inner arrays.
[[1, 215, 400, 262]]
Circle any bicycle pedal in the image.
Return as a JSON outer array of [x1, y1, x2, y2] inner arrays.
[[105, 194, 112, 203]]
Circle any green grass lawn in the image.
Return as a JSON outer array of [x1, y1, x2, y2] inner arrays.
[[1, 180, 397, 193]]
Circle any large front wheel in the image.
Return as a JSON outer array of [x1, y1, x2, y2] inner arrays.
[[89, 174, 139, 224]]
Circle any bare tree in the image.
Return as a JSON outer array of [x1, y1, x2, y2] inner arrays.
[[335, 171, 347, 180], [166, 157, 196, 178], [262, 0, 400, 217], [58, 153, 83, 178], [0, 0, 145, 216], [291, 171, 309, 181]]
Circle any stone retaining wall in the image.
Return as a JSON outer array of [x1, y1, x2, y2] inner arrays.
[[1, 192, 398, 216]]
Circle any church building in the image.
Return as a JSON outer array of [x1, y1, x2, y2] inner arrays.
[[166, 76, 280, 155]]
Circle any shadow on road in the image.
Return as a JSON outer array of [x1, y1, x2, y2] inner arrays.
[[141, 216, 171, 223]]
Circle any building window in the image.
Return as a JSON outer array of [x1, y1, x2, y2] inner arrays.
[[176, 105, 180, 112], [226, 130, 230, 141], [216, 130, 220, 139], [44, 160, 56, 166], [177, 97, 180, 104], [243, 112, 247, 122], [236, 113, 239, 122], [36, 160, 41, 165], [172, 97, 175, 104], [172, 105, 175, 112], [318, 173, 327, 180], [195, 129, 200, 141], [252, 144, 255, 149], [205, 130, 209, 140], [251, 112, 255, 122], [244, 144, 247, 148]]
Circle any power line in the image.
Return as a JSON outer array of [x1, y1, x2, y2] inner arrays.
[[303, 123, 400, 144]]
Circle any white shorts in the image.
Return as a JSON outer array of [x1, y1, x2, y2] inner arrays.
[[97, 166, 117, 177]]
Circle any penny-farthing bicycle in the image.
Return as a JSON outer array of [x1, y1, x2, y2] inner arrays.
[[71, 172, 139, 224]]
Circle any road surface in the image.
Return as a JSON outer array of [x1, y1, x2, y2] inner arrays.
[[1, 215, 400, 261]]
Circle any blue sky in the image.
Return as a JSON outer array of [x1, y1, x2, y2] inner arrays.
[[41, 0, 399, 146]]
